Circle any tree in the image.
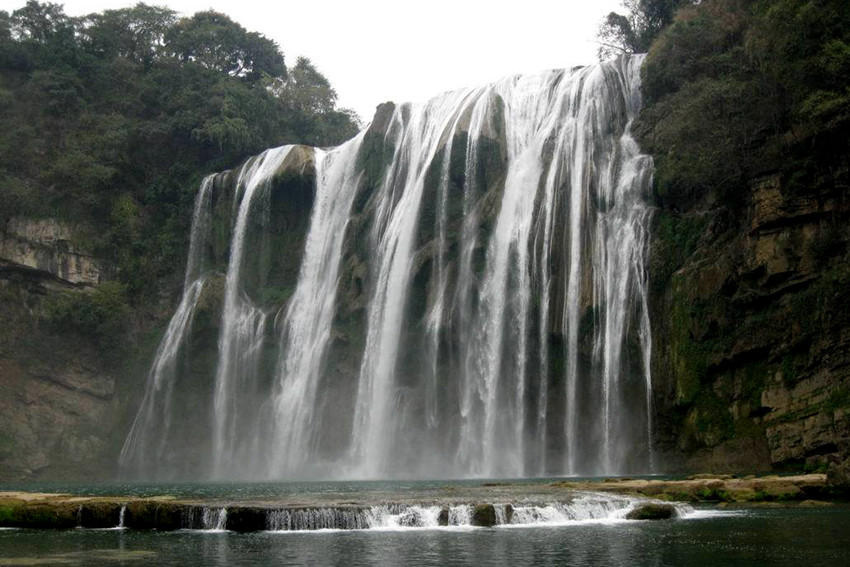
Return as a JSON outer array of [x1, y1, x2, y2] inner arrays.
[[634, 0, 850, 208], [82, 3, 177, 68], [750, 0, 850, 137], [0, 11, 11, 43], [597, 0, 696, 60], [10, 0, 71, 43], [275, 57, 337, 115], [271, 56, 361, 145], [165, 10, 285, 81]]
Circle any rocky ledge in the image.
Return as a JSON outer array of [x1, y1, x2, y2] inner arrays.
[[554, 473, 845, 503], [1, 473, 845, 531]]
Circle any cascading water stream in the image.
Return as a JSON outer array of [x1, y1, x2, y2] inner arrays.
[[122, 55, 655, 481], [349, 89, 479, 477], [267, 133, 366, 478], [211, 146, 293, 478], [119, 177, 214, 473]]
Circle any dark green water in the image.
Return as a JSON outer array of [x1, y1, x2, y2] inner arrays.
[[2, 506, 849, 566]]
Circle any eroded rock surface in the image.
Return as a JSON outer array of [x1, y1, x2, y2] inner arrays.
[[650, 172, 850, 474]]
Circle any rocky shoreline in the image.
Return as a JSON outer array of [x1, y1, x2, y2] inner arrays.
[[1, 473, 845, 532], [555, 472, 845, 504]]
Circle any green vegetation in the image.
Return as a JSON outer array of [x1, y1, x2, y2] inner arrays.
[[649, 210, 707, 293], [631, 0, 850, 209], [597, 1, 698, 59], [824, 387, 850, 413], [43, 281, 131, 349], [696, 486, 733, 502], [693, 390, 735, 444], [0, 1, 359, 300]]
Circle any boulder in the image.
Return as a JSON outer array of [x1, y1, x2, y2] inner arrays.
[[471, 504, 497, 527], [79, 501, 123, 528], [626, 503, 677, 520], [827, 459, 850, 488], [124, 501, 183, 531], [437, 507, 449, 526], [225, 507, 266, 532]]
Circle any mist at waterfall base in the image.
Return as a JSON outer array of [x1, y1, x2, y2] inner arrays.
[[120, 55, 655, 482]]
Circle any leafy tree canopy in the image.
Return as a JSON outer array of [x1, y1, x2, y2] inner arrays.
[[597, 0, 698, 59], [165, 10, 285, 81], [633, 0, 850, 209], [0, 1, 360, 299], [81, 3, 177, 68]]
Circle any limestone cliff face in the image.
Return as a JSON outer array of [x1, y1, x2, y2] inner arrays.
[[0, 218, 103, 287], [650, 172, 850, 474], [0, 218, 118, 480]]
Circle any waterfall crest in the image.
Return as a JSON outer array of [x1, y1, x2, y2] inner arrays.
[[122, 55, 654, 480]]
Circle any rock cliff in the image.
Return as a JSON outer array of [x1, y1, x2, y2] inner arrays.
[[0, 218, 119, 480], [649, 172, 850, 475]]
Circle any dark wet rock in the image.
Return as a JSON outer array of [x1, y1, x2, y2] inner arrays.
[[650, 171, 850, 474], [827, 459, 850, 488], [471, 504, 497, 527], [226, 507, 266, 532], [437, 507, 449, 526], [626, 503, 676, 520], [79, 502, 123, 528], [1, 503, 78, 529], [125, 501, 183, 531]]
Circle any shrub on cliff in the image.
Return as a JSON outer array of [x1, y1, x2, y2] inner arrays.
[[43, 281, 132, 350]]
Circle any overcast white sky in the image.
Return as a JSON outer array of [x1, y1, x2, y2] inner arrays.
[[1, 0, 624, 120]]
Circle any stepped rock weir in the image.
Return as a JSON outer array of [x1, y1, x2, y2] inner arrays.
[[0, 488, 696, 532], [120, 55, 655, 481]]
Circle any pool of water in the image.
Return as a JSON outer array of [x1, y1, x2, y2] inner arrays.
[[0, 476, 676, 501], [1, 505, 848, 566]]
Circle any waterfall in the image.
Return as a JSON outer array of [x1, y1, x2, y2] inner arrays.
[[122, 55, 655, 480], [349, 88, 479, 476], [211, 146, 293, 478], [119, 177, 214, 473], [267, 132, 367, 478]]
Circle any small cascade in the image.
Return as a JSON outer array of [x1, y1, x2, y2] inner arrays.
[[183, 507, 228, 531], [492, 496, 694, 526], [265, 504, 473, 531], [267, 507, 373, 531], [498, 494, 637, 525], [262, 495, 691, 532], [448, 505, 473, 526], [205, 508, 228, 531], [118, 505, 126, 529]]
